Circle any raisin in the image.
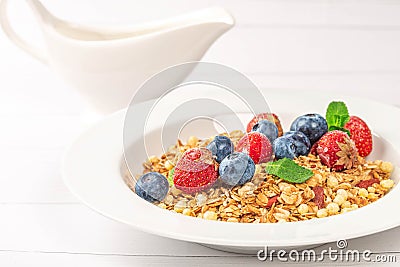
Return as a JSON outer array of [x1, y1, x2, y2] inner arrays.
[[313, 186, 325, 209], [356, 178, 379, 189]]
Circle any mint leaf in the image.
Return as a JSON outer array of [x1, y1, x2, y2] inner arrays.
[[265, 158, 314, 183], [167, 168, 174, 186], [326, 101, 350, 130]]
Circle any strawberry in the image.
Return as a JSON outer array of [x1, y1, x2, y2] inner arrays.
[[310, 142, 319, 155], [173, 148, 218, 193], [236, 132, 273, 164], [246, 113, 283, 136], [316, 130, 358, 171], [344, 116, 373, 157]]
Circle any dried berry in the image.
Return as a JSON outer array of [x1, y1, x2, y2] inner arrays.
[[313, 186, 325, 209]]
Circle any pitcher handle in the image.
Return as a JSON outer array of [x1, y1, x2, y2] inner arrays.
[[0, 0, 48, 64]]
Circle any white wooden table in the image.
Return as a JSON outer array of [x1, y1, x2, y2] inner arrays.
[[1, 1, 400, 266]]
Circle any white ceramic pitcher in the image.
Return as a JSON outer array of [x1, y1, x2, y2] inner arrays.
[[0, 0, 234, 113]]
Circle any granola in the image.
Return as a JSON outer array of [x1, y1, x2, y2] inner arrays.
[[125, 130, 395, 223]]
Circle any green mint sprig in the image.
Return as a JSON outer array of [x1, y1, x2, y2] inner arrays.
[[266, 158, 314, 183], [167, 168, 175, 186], [325, 101, 350, 135]]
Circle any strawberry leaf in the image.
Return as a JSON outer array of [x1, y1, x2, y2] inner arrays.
[[265, 158, 314, 183], [326, 101, 350, 130]]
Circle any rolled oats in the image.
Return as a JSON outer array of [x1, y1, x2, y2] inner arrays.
[[127, 130, 395, 223]]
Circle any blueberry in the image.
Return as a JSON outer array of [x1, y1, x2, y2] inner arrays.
[[290, 114, 328, 144], [135, 172, 169, 203], [273, 134, 311, 160], [219, 152, 255, 186], [206, 135, 234, 163], [283, 131, 311, 155], [273, 137, 297, 160], [251, 120, 279, 143]]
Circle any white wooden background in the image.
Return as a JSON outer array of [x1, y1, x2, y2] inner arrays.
[[1, 0, 400, 266]]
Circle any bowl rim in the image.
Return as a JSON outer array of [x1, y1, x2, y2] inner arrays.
[[63, 91, 400, 248]]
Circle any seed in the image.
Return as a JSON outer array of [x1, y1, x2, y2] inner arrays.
[[337, 183, 352, 190], [164, 195, 173, 205], [170, 187, 182, 196], [203, 211, 218, 220], [195, 194, 207, 206], [327, 176, 338, 187], [174, 206, 184, 213], [317, 209, 328, 218], [182, 208, 193, 216], [187, 136, 199, 147], [351, 204, 359, 209], [358, 188, 368, 198], [148, 155, 159, 163], [341, 208, 353, 213], [341, 201, 351, 209], [367, 186, 376, 193], [164, 160, 174, 171], [333, 194, 346, 206], [297, 204, 309, 215], [326, 202, 340, 215], [336, 189, 348, 200], [367, 193, 378, 200], [257, 193, 268, 204], [255, 165, 262, 174], [380, 179, 394, 189], [380, 162, 394, 173], [157, 203, 167, 209]]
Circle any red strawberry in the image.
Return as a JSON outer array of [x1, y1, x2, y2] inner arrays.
[[310, 142, 319, 155], [344, 116, 373, 157], [173, 148, 218, 193], [247, 113, 283, 136], [316, 130, 358, 171], [236, 132, 273, 164]]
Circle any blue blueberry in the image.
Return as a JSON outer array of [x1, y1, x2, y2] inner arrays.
[[290, 114, 328, 144], [273, 137, 297, 160], [273, 133, 311, 160], [207, 135, 234, 163], [219, 152, 255, 186], [251, 120, 279, 143], [135, 172, 169, 203], [283, 131, 311, 156]]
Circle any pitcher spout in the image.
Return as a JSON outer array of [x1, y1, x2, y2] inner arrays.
[[25, 0, 55, 24], [147, 7, 234, 61], [175, 7, 235, 34]]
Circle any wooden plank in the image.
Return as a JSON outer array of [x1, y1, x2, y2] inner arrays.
[[0, 204, 398, 266], [0, 148, 78, 203], [0, 252, 290, 267], [0, 204, 399, 254], [0, 204, 230, 256], [2, 251, 386, 267]]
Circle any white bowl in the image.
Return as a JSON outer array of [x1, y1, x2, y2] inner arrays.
[[63, 91, 400, 253]]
